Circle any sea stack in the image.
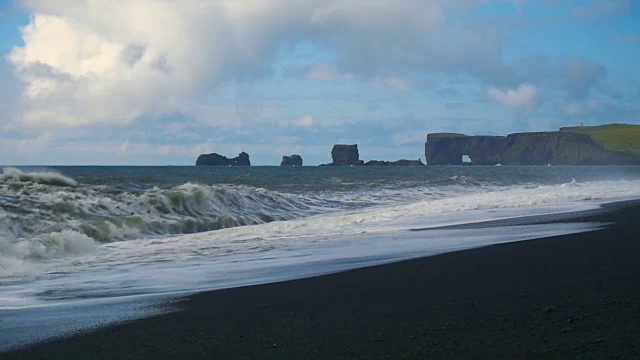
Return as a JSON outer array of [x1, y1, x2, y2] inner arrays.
[[196, 152, 251, 166], [322, 144, 364, 166], [281, 155, 303, 166]]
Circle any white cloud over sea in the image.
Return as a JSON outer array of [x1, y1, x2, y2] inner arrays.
[[8, 0, 502, 126]]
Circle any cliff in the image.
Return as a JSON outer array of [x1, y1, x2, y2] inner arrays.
[[281, 154, 303, 166], [425, 124, 640, 165], [196, 152, 251, 166]]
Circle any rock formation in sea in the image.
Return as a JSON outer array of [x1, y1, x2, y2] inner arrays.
[[321, 144, 364, 166], [196, 152, 251, 166], [425, 124, 640, 165], [280, 155, 303, 166], [320, 144, 424, 166], [363, 159, 424, 166]]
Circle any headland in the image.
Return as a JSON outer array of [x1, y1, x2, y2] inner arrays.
[[425, 123, 640, 165]]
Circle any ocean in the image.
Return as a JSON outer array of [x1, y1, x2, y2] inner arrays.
[[2, 165, 640, 349]]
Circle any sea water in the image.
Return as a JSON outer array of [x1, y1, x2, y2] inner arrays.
[[1, 165, 640, 350]]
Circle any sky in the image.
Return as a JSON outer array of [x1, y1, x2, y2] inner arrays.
[[0, 0, 639, 165]]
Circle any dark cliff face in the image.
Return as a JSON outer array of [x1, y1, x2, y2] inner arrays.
[[327, 145, 363, 166], [281, 155, 303, 166], [425, 135, 506, 165], [425, 132, 640, 165], [196, 152, 251, 166]]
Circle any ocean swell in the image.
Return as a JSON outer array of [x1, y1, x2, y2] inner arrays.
[[0, 169, 348, 276]]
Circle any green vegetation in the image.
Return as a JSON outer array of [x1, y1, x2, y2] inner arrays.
[[560, 123, 640, 157]]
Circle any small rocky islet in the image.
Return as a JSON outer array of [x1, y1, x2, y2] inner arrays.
[[195, 152, 250, 166], [280, 155, 303, 166]]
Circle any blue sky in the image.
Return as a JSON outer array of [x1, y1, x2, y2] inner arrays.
[[0, 0, 639, 165]]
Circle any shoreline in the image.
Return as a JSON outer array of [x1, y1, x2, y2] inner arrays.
[[3, 200, 640, 359]]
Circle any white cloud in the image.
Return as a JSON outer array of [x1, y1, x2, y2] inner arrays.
[[305, 63, 355, 82], [372, 76, 412, 92], [8, 0, 503, 127], [488, 83, 537, 108], [292, 114, 314, 128]]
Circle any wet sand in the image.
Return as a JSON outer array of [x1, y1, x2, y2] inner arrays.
[[4, 202, 640, 359]]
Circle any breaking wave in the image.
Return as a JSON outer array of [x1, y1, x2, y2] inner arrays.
[[1, 167, 78, 187], [0, 180, 335, 247], [0, 168, 361, 276]]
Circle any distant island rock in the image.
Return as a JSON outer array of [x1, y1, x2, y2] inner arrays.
[[321, 144, 424, 166], [320, 144, 364, 166], [196, 152, 251, 166], [425, 124, 640, 165], [280, 154, 303, 166], [363, 159, 424, 166]]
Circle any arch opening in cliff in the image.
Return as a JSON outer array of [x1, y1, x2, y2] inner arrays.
[[462, 155, 472, 164]]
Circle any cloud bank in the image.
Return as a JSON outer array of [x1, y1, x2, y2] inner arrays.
[[8, 0, 504, 126]]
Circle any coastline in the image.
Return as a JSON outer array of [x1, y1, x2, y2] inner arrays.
[[4, 201, 640, 359]]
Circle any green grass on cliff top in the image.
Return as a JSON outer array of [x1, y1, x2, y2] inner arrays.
[[560, 123, 640, 156]]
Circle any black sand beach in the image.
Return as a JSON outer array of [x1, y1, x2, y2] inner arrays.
[[4, 202, 640, 359]]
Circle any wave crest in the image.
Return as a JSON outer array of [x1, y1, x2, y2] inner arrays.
[[1, 168, 77, 187], [0, 181, 334, 247]]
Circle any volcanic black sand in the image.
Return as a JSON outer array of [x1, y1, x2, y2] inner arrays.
[[4, 202, 640, 359]]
